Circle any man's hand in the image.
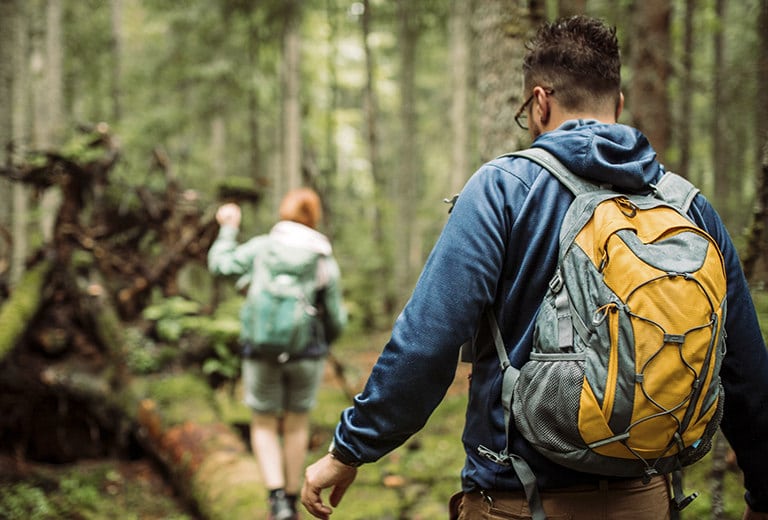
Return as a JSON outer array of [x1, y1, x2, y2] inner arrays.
[[301, 453, 358, 519], [744, 505, 768, 520], [215, 203, 241, 228]]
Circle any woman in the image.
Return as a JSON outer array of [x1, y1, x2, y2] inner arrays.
[[209, 188, 347, 520]]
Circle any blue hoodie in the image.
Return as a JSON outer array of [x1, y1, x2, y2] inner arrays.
[[333, 120, 768, 511]]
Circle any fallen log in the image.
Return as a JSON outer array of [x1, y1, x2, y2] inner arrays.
[[128, 374, 266, 520], [70, 268, 270, 519]]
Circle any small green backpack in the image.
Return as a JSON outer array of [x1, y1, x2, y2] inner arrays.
[[242, 240, 322, 361]]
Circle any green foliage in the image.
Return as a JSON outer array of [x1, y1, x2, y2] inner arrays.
[[124, 326, 178, 375], [0, 483, 57, 520], [202, 340, 241, 380], [142, 296, 202, 342], [0, 462, 193, 520]]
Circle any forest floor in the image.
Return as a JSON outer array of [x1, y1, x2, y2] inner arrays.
[[0, 319, 760, 519]]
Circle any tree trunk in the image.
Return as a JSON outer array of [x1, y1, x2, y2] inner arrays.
[[472, 0, 542, 161], [394, 0, 420, 305], [0, 0, 17, 286], [246, 15, 262, 185], [711, 0, 728, 212], [629, 0, 671, 163], [757, 0, 768, 216], [742, 139, 768, 283], [360, 0, 396, 323], [322, 0, 339, 206], [678, 0, 696, 180], [110, 0, 123, 123], [281, 0, 302, 194], [449, 0, 472, 195], [40, 0, 64, 243], [557, 0, 587, 17], [710, 432, 728, 520]]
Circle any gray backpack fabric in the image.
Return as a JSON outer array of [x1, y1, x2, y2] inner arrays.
[[477, 148, 728, 520]]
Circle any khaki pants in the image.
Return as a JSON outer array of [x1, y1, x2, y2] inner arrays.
[[450, 475, 671, 520]]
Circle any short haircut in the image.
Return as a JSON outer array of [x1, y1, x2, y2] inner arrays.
[[279, 187, 323, 229], [523, 15, 621, 113]]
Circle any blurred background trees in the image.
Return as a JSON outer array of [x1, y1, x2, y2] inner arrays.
[[0, 0, 766, 331]]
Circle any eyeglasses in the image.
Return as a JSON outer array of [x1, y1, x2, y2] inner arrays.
[[514, 88, 554, 130]]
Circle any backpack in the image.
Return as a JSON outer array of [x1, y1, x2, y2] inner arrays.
[[477, 148, 727, 520], [242, 239, 322, 361]]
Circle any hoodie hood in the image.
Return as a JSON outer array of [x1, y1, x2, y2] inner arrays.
[[269, 220, 332, 256], [532, 120, 662, 192]]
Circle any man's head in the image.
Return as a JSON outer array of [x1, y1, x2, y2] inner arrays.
[[518, 16, 623, 137]]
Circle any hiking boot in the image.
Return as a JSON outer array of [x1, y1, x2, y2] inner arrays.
[[268, 491, 294, 520]]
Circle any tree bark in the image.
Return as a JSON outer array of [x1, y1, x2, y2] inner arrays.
[[711, 0, 728, 211], [110, 0, 123, 123], [629, 0, 671, 163], [472, 0, 541, 161], [394, 0, 420, 305], [678, 0, 696, 180], [18, 355, 265, 519], [281, 0, 302, 194], [741, 139, 768, 283], [757, 0, 768, 209], [0, 139, 268, 518], [449, 0, 471, 195], [557, 0, 587, 17], [0, 0, 17, 287]]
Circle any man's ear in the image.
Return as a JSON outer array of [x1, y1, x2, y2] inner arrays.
[[533, 86, 551, 126]]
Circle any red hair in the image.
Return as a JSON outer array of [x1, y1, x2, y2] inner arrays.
[[278, 188, 323, 229]]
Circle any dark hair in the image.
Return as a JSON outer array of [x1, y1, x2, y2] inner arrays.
[[523, 16, 621, 112]]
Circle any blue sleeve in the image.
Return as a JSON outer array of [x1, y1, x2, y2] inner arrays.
[[690, 196, 768, 512], [333, 165, 518, 463]]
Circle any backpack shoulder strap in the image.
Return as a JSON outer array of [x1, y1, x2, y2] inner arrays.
[[500, 147, 599, 197], [653, 171, 700, 214]]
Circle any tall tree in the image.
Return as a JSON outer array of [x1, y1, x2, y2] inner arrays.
[[280, 0, 302, 195], [393, 0, 421, 304], [628, 0, 671, 163], [711, 0, 728, 212], [757, 0, 767, 191], [0, 0, 18, 289], [678, 0, 696, 180], [110, 0, 123, 123], [472, 0, 545, 161], [449, 0, 471, 195], [558, 0, 587, 17], [359, 0, 398, 323], [38, 0, 64, 246]]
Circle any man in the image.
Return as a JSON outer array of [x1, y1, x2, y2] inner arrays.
[[302, 15, 768, 520]]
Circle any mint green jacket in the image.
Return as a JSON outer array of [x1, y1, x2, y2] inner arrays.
[[208, 220, 347, 357]]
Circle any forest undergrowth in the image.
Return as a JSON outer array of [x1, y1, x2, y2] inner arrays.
[[1, 288, 766, 520]]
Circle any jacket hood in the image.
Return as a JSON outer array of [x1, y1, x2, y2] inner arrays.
[[269, 220, 332, 256], [532, 120, 662, 192]]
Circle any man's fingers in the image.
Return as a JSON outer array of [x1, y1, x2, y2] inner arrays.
[[301, 485, 332, 519], [329, 480, 352, 507]]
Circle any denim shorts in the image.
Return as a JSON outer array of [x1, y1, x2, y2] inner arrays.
[[241, 357, 326, 414]]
